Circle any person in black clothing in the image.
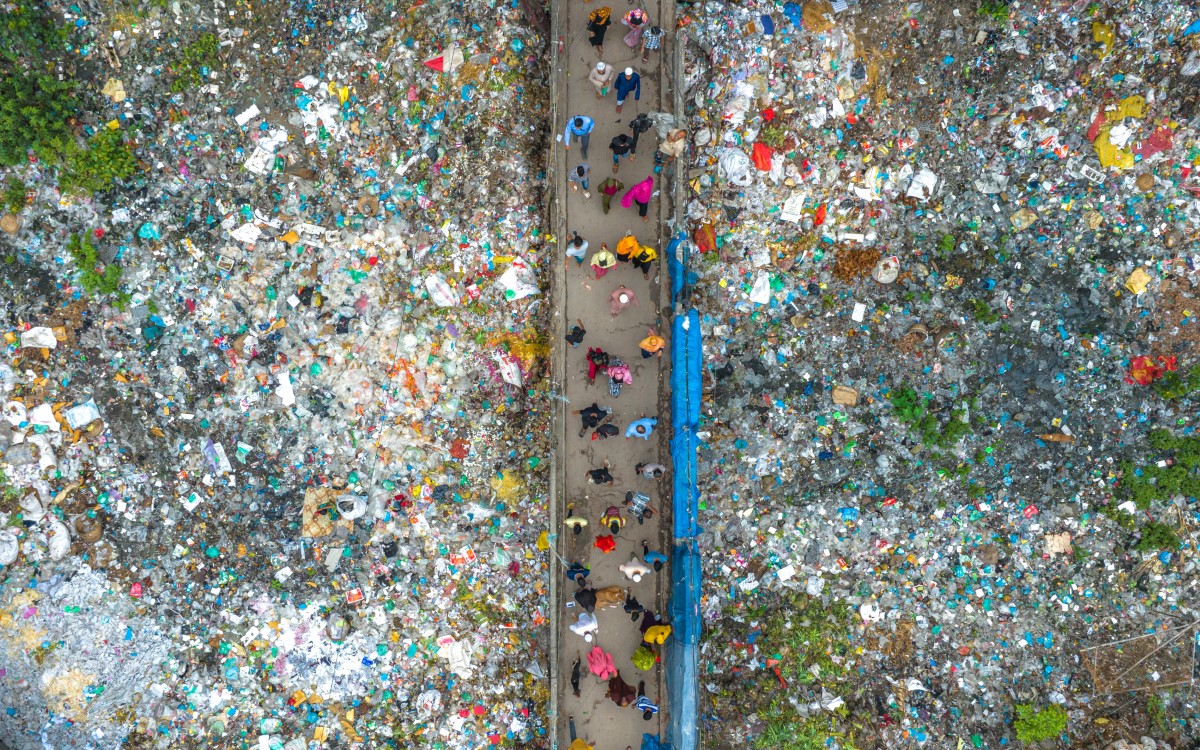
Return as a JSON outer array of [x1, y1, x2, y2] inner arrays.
[[571, 656, 582, 697], [565, 319, 586, 348], [609, 133, 633, 173], [587, 6, 611, 56], [574, 586, 598, 613], [573, 403, 611, 437], [623, 590, 644, 621], [592, 423, 620, 440], [628, 113, 653, 157], [587, 463, 614, 485]]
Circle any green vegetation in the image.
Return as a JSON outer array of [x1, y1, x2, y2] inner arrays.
[[937, 233, 956, 255], [759, 593, 853, 686], [3, 177, 26, 213], [0, 4, 77, 166], [59, 129, 138, 196], [1100, 429, 1197, 553], [889, 386, 974, 449], [755, 716, 840, 750], [1147, 693, 1169, 736], [1013, 703, 1067, 743], [0, 71, 78, 166], [758, 123, 788, 149], [170, 32, 220, 93], [970, 299, 1001, 324], [1153, 365, 1200, 400], [68, 232, 129, 306], [979, 0, 1010, 22], [1134, 521, 1179, 553], [0, 3, 68, 64]]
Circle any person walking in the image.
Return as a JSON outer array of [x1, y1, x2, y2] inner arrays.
[[628, 112, 653, 157], [568, 163, 591, 198], [621, 8, 648, 49], [638, 327, 665, 358], [609, 285, 638, 317], [613, 67, 640, 114], [625, 415, 657, 440], [635, 462, 666, 480], [565, 231, 588, 266], [565, 561, 590, 587], [631, 242, 657, 279], [640, 25, 665, 64], [600, 505, 626, 534], [564, 503, 589, 535], [587, 463, 615, 485], [586, 6, 611, 56], [635, 683, 659, 721], [614, 232, 639, 264], [585, 347, 609, 383], [565, 318, 587, 348], [589, 243, 616, 278], [597, 176, 623, 214], [563, 115, 594, 157], [621, 174, 654, 221], [654, 128, 687, 173], [609, 133, 633, 173], [573, 402, 611, 436], [607, 358, 632, 398], [589, 61, 615, 99], [623, 490, 657, 525]]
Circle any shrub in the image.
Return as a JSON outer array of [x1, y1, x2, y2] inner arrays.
[[0, 71, 77, 166], [1134, 522, 1179, 553], [1013, 703, 1067, 743], [3, 177, 25, 213], [68, 232, 123, 298], [59, 128, 137, 196]]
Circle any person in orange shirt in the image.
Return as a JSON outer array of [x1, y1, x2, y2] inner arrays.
[[638, 327, 665, 359], [614, 232, 639, 264]]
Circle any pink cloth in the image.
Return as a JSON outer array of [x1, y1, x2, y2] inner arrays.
[[608, 364, 632, 385], [621, 176, 654, 208], [588, 646, 617, 680]]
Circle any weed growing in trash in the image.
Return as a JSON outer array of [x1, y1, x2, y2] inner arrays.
[[169, 32, 220, 93], [1012, 703, 1067, 743]]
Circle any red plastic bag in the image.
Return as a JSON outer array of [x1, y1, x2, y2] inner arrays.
[[693, 222, 717, 252], [751, 142, 773, 171]]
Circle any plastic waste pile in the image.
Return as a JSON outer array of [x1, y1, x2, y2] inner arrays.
[[678, 0, 1200, 746], [0, 0, 551, 747]]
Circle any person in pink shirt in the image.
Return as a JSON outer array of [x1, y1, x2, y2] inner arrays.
[[621, 175, 654, 222]]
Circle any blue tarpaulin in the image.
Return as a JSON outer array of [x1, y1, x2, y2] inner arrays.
[[666, 302, 702, 750]]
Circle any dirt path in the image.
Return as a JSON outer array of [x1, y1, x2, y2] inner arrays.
[[550, 0, 676, 746]]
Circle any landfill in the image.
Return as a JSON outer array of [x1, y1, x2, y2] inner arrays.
[[676, 0, 1200, 747], [6, 0, 1200, 748], [0, 0, 553, 747]]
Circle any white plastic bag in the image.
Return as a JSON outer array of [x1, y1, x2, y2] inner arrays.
[[717, 148, 754, 187]]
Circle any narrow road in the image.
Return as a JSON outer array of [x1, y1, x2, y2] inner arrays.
[[550, 0, 676, 747]]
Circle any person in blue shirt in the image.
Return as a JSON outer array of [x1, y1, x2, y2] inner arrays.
[[625, 415, 656, 440], [563, 115, 595, 158], [642, 542, 667, 572], [614, 67, 640, 113]]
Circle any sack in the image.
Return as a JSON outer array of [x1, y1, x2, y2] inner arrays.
[[751, 142, 774, 171], [624, 27, 643, 48], [600, 87, 608, 97], [693, 222, 717, 253]]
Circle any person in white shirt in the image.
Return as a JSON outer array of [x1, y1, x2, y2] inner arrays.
[[589, 61, 615, 99]]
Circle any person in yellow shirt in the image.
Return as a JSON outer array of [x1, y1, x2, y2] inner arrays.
[[631, 243, 657, 278], [589, 243, 616, 279], [644, 624, 672, 645], [614, 233, 639, 264], [638, 327, 665, 359]]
